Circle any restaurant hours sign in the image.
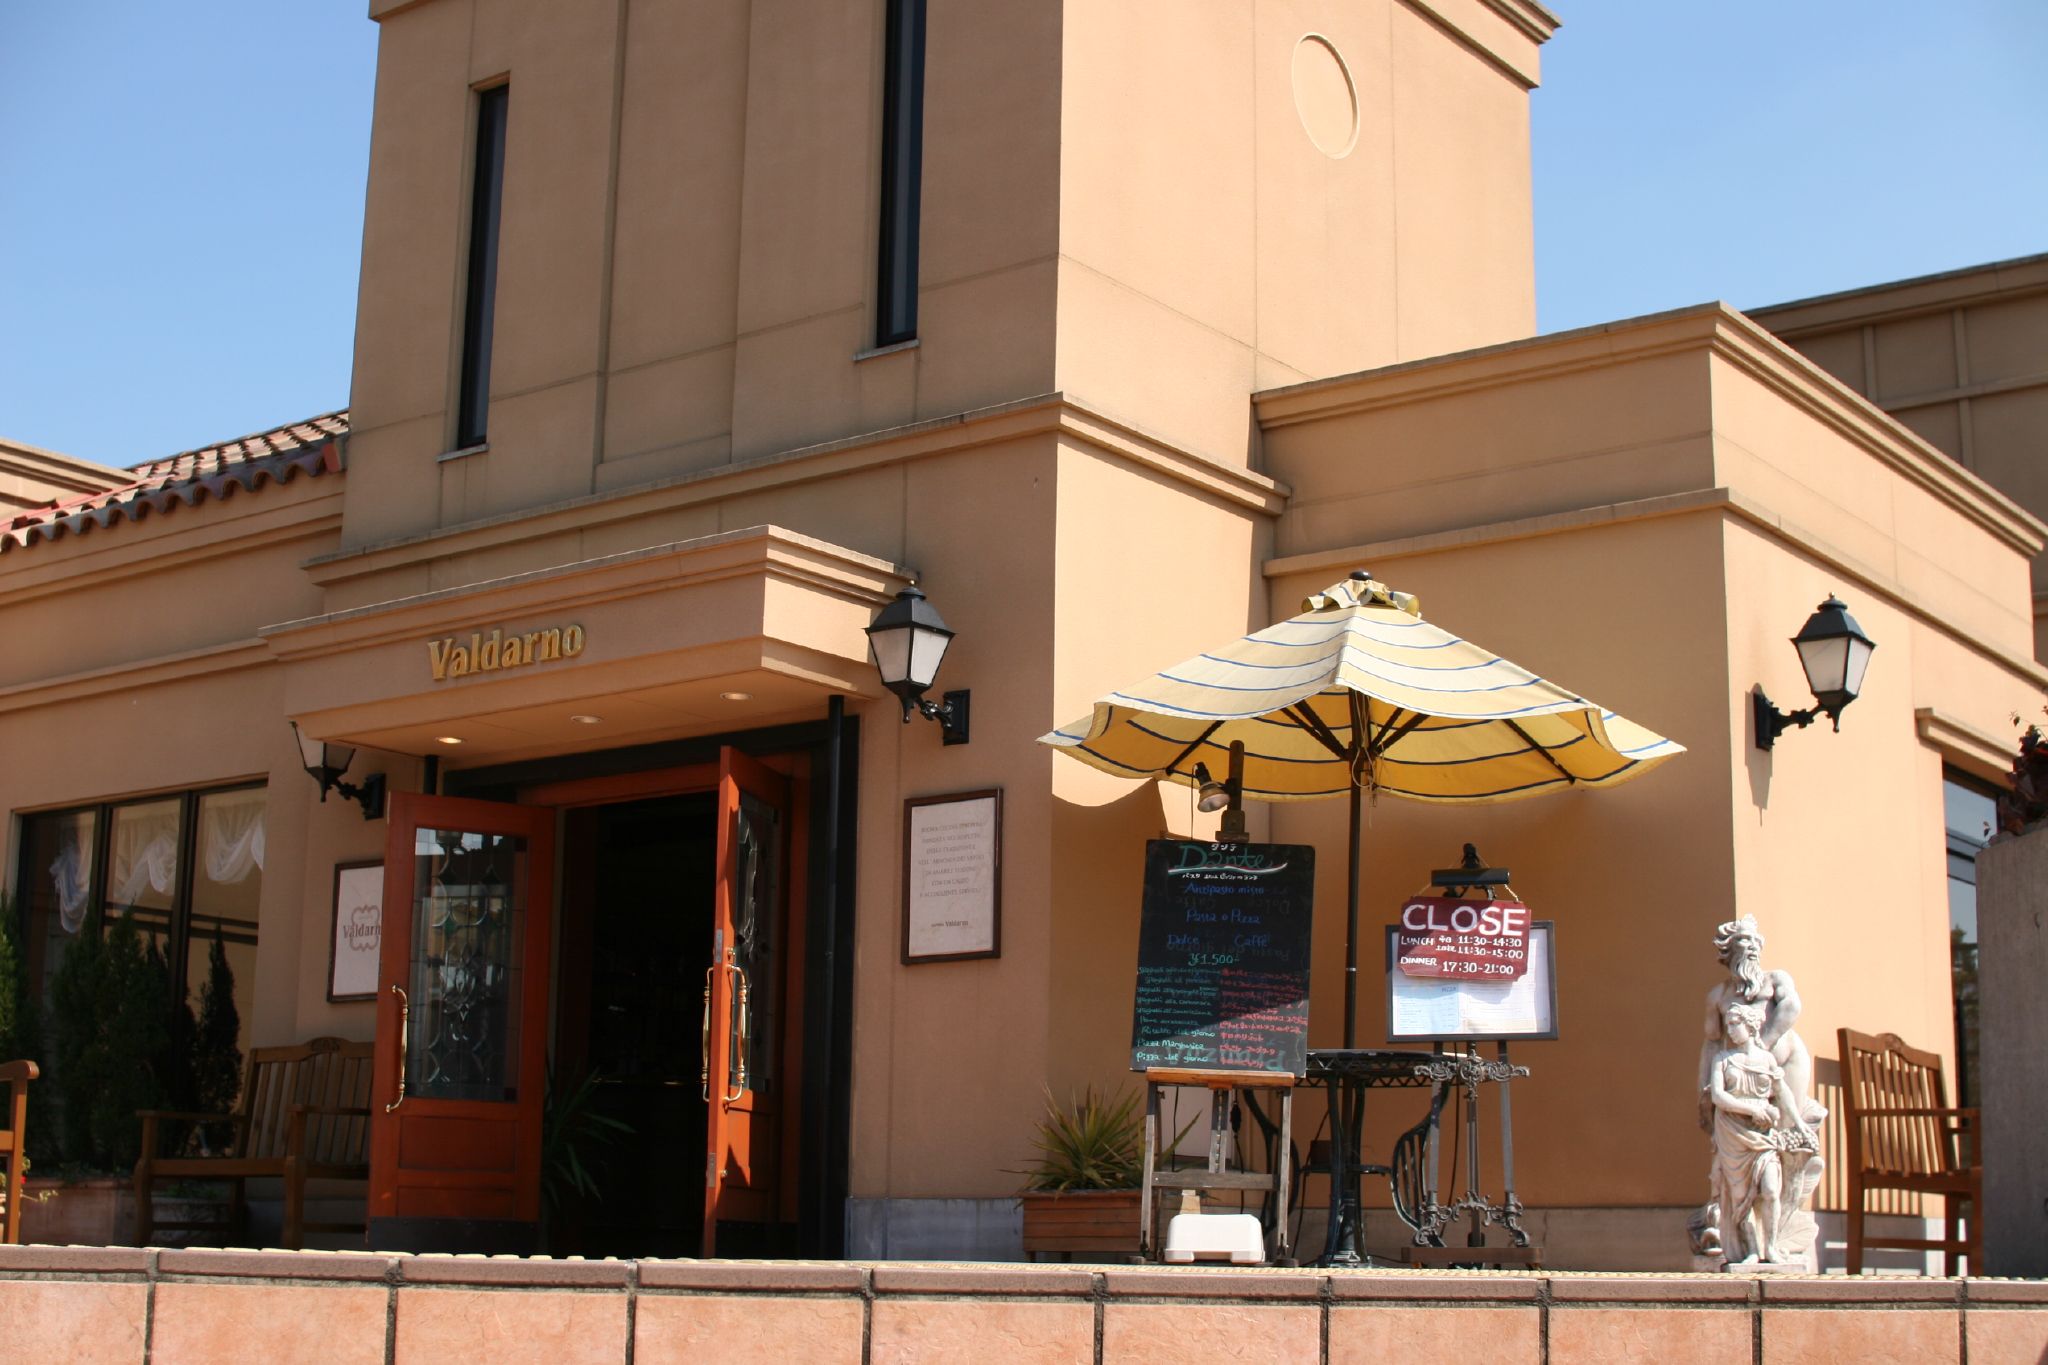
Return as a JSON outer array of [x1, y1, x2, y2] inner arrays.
[[1393, 895, 1531, 979]]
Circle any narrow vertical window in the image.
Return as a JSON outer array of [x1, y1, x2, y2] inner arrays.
[[1943, 768, 1995, 1109], [455, 83, 509, 451], [874, 0, 926, 348]]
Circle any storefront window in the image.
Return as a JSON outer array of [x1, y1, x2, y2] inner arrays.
[[14, 784, 264, 1073], [189, 788, 266, 1061], [108, 798, 182, 959], [1943, 769, 1996, 1110], [17, 807, 97, 1011]]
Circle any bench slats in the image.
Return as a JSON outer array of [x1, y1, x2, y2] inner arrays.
[[135, 1036, 374, 1250]]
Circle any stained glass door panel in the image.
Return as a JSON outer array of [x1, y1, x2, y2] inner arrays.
[[406, 827, 524, 1101], [701, 747, 792, 1255], [370, 794, 555, 1251]]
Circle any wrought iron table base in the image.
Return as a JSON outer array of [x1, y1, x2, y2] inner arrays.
[[1298, 1050, 1439, 1268]]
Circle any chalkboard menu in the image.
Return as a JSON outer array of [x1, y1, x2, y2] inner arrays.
[[1130, 839, 1316, 1077]]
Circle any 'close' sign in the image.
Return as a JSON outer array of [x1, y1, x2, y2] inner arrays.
[[1394, 896, 1531, 980]]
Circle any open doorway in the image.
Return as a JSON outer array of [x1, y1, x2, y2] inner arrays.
[[551, 792, 717, 1257], [542, 751, 803, 1259], [422, 719, 857, 1260]]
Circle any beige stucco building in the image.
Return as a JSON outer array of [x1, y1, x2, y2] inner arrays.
[[2, 0, 2037, 1269], [1751, 253, 2048, 662]]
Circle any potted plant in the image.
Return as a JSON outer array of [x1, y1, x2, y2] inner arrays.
[[1015, 1086, 1146, 1261]]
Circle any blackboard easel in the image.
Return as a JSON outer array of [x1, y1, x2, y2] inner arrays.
[[1129, 837, 1314, 1262], [1138, 1066, 1293, 1262]]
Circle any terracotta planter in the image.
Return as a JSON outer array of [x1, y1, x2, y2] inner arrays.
[[20, 1176, 134, 1246], [1019, 1188, 1143, 1260]]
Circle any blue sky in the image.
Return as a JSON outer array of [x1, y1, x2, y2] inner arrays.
[[2, 1, 2043, 469], [1533, 0, 2048, 331]]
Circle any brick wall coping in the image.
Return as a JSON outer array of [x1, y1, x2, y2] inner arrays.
[[6, 1247, 2043, 1364], [2, 1243, 2042, 1302]]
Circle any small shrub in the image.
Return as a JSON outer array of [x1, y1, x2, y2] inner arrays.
[[0, 893, 38, 1068], [1997, 706, 2048, 835], [1016, 1086, 1145, 1193]]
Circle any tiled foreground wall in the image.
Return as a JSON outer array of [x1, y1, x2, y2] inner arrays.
[[2, 1246, 2045, 1365]]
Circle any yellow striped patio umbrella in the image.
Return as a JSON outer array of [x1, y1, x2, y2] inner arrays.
[[1040, 570, 1683, 1043]]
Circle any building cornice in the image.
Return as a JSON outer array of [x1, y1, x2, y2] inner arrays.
[[1265, 485, 2048, 692], [1488, 0, 1562, 43], [306, 393, 1286, 588], [1397, 0, 1554, 89], [1748, 252, 2048, 336], [1254, 303, 2047, 557], [0, 500, 343, 607], [0, 439, 128, 512], [269, 525, 911, 663], [0, 638, 271, 717], [1916, 707, 2017, 785]]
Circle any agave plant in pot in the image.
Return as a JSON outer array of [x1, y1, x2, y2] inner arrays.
[[1015, 1085, 1146, 1261]]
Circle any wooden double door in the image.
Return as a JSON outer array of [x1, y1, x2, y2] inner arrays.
[[366, 747, 800, 1256]]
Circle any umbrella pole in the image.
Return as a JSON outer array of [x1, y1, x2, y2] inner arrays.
[[1344, 776, 1361, 1049]]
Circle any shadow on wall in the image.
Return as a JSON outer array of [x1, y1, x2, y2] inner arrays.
[[1746, 686, 1773, 817]]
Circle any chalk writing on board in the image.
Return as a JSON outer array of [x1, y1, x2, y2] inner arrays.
[[1131, 840, 1315, 1076]]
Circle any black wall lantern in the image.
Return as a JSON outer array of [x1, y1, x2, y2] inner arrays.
[[865, 585, 969, 744], [291, 721, 387, 819], [1754, 595, 1877, 750]]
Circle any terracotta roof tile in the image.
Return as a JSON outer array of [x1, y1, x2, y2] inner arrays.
[[2, 409, 347, 553]]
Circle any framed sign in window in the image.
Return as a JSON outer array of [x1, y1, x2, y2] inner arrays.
[[902, 790, 1002, 964], [1384, 920, 1558, 1042], [329, 860, 384, 1002]]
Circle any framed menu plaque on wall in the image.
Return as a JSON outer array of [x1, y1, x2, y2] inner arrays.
[[329, 859, 384, 1002], [902, 790, 1002, 963]]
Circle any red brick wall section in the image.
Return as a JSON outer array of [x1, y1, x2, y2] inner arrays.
[[0, 1246, 2042, 1364]]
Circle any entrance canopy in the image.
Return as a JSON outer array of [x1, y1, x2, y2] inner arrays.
[[264, 525, 906, 762]]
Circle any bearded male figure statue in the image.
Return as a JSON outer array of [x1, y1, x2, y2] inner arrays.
[[1699, 916, 1825, 1132], [1694, 915, 1827, 1270]]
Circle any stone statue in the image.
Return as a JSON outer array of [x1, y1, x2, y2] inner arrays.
[[1706, 1001, 1823, 1266], [1698, 916, 1824, 1133]]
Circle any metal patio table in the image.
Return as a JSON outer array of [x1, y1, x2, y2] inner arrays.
[[1302, 1048, 1443, 1266]]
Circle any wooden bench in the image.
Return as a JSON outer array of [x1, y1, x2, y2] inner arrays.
[[1837, 1028, 1981, 1275], [1, 1060, 36, 1245], [134, 1036, 372, 1250]]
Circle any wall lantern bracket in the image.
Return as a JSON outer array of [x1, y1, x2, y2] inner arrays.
[[865, 585, 970, 745], [1752, 595, 1876, 751], [290, 721, 387, 820]]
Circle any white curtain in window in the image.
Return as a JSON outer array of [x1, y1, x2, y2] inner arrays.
[[111, 810, 181, 906], [49, 834, 91, 934], [201, 790, 267, 885]]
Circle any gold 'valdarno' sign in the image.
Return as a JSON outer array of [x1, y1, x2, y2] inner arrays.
[[428, 624, 585, 681]]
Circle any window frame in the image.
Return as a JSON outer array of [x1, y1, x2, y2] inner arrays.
[[12, 780, 267, 1021], [1941, 765, 1998, 1111], [873, 0, 927, 349], [454, 81, 511, 452]]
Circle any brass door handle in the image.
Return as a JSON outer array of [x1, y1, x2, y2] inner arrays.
[[385, 985, 409, 1114], [700, 964, 715, 1101], [725, 961, 750, 1103]]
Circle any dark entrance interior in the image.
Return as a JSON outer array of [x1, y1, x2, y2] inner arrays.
[[449, 712, 860, 1260], [552, 793, 716, 1258]]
